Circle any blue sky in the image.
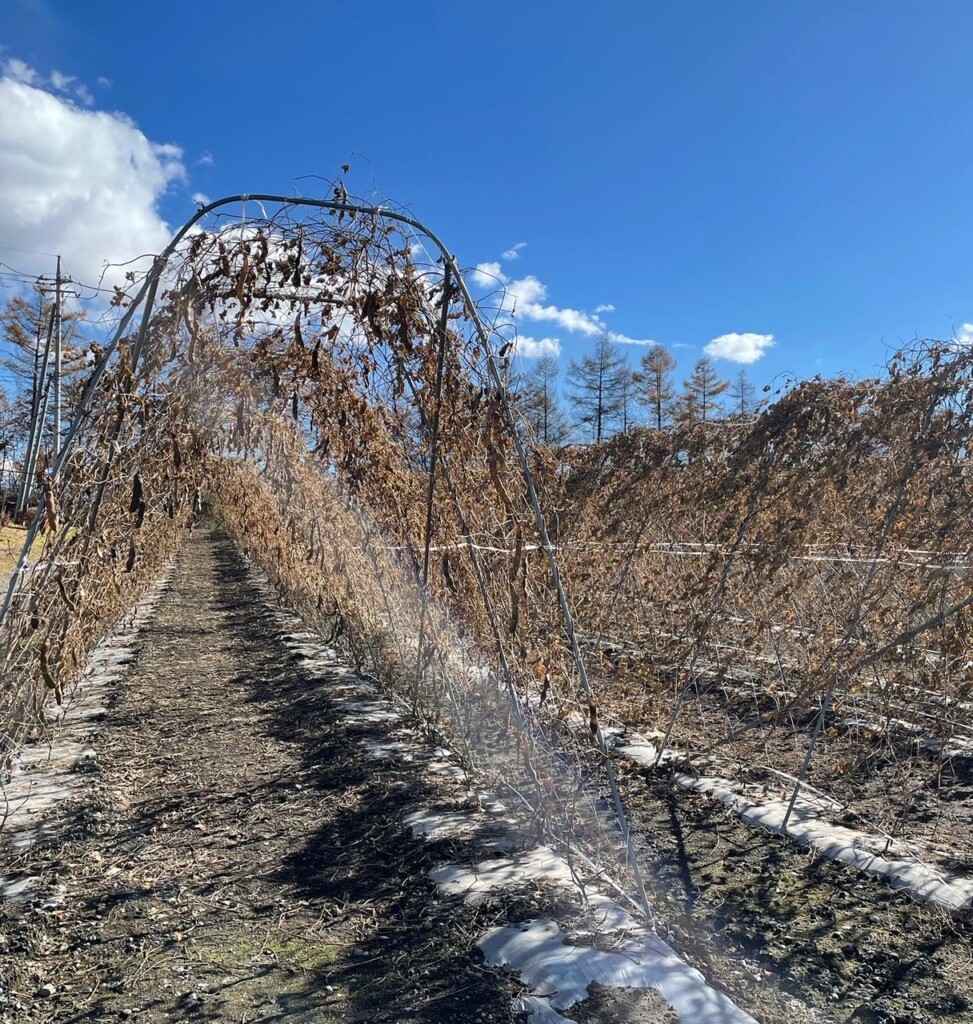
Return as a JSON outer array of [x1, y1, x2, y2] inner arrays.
[[1, 0, 972, 392]]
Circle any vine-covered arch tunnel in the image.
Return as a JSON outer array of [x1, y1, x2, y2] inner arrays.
[[0, 194, 654, 920], [3, 193, 973, 959]]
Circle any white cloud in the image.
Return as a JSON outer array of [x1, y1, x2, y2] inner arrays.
[[472, 261, 507, 288], [501, 274, 602, 336], [524, 299, 601, 333], [97, 76, 112, 88], [704, 331, 775, 364], [594, 303, 615, 314], [506, 274, 549, 310], [197, 151, 215, 167], [470, 261, 654, 347], [7, 60, 94, 106], [606, 331, 655, 347], [0, 62, 185, 292], [502, 241, 526, 260], [49, 69, 74, 91], [514, 335, 561, 358], [954, 323, 973, 347], [192, 191, 211, 207], [3, 58, 39, 86]]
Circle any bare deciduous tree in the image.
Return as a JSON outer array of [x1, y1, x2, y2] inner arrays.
[[634, 343, 676, 429], [679, 356, 728, 423], [566, 335, 631, 442], [513, 354, 570, 446]]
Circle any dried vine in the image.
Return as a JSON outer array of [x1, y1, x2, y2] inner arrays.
[[3, 192, 971, 916]]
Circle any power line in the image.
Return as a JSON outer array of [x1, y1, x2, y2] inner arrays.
[[0, 243, 61, 259]]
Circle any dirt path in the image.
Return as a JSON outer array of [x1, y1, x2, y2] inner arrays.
[[0, 529, 550, 1023]]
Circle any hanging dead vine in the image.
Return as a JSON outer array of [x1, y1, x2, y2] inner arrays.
[[0, 193, 653, 923], [3, 191, 972, 920]]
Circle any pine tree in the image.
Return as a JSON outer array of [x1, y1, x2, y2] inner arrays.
[[618, 369, 636, 434], [0, 294, 51, 447], [634, 343, 676, 429], [566, 335, 631, 443], [0, 292, 85, 462], [680, 356, 729, 423]]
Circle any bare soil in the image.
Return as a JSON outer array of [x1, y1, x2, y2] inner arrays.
[[676, 678, 973, 870], [616, 761, 973, 1023]]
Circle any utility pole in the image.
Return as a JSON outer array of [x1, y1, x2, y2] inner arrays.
[[15, 258, 68, 517], [53, 255, 62, 463], [15, 301, 54, 516]]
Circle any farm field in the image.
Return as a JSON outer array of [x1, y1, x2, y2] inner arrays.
[[2, 526, 970, 1024], [6, 6, 973, 1022], [0, 199, 971, 1023], [0, 524, 27, 582], [0, 527, 727, 1024]]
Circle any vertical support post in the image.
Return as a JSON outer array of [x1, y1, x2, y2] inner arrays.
[[15, 321, 42, 515], [413, 265, 451, 701]]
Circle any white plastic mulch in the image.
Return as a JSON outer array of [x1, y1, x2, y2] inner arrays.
[[0, 568, 174, 902]]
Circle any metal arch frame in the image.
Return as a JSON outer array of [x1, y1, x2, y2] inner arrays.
[[0, 194, 655, 925]]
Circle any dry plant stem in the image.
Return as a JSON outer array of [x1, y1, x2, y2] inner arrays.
[[783, 385, 952, 828], [451, 274, 656, 928]]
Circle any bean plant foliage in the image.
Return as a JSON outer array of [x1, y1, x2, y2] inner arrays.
[[2, 192, 972, 911]]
